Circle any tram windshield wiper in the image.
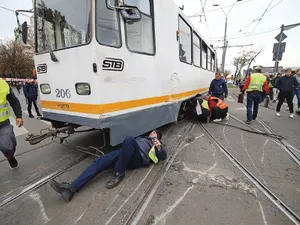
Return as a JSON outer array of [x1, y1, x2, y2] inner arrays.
[[38, 2, 59, 62]]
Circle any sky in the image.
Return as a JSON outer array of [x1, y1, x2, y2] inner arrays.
[[1, 0, 299, 73]]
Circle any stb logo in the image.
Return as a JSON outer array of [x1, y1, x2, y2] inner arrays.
[[102, 58, 124, 71], [37, 64, 47, 74]]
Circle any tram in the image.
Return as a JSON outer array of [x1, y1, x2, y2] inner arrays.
[[20, 0, 216, 146]]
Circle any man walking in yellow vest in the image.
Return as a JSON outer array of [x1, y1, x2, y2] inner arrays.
[[242, 67, 269, 124], [0, 79, 23, 168]]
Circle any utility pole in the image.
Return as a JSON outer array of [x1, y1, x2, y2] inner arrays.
[[221, 18, 228, 75], [213, 0, 242, 75], [274, 24, 284, 74]]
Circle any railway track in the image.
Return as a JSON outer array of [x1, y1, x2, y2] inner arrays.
[[123, 121, 194, 225], [198, 122, 300, 225], [0, 154, 88, 208], [0, 121, 192, 223], [230, 93, 300, 166]]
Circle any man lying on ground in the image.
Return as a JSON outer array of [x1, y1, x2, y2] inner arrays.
[[49, 130, 167, 202]]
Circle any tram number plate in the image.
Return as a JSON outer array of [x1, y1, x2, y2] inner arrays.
[[57, 103, 70, 111], [55, 89, 71, 98]]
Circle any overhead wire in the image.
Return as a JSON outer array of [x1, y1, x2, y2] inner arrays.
[[250, 0, 275, 35], [188, 0, 256, 18], [0, 6, 30, 17], [232, 0, 284, 37], [228, 27, 279, 40], [199, 0, 211, 39], [209, 27, 279, 41]]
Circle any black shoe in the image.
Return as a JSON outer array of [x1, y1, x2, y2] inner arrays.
[[8, 157, 18, 169], [37, 113, 42, 117], [29, 114, 34, 118], [106, 172, 125, 189], [245, 120, 251, 124], [49, 179, 74, 202]]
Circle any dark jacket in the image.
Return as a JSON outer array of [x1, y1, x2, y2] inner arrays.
[[136, 137, 167, 165], [276, 75, 299, 92], [23, 82, 38, 100], [0, 88, 22, 128], [272, 76, 281, 87], [209, 79, 228, 96]]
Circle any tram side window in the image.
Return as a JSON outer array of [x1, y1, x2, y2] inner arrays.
[[202, 42, 208, 69], [212, 52, 215, 72], [96, 0, 121, 47], [124, 0, 155, 54], [179, 17, 192, 64], [193, 32, 201, 67], [207, 49, 212, 71]]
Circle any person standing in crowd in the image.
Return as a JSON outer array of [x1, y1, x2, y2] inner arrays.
[[16, 83, 21, 94], [293, 69, 300, 111], [208, 72, 228, 100], [23, 79, 42, 118], [204, 95, 229, 122], [272, 73, 281, 102], [0, 79, 23, 168], [268, 75, 274, 101], [276, 68, 299, 118], [242, 67, 269, 124]]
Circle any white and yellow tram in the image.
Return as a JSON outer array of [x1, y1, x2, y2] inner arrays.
[[26, 0, 216, 145]]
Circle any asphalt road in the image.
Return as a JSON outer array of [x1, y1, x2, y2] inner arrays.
[[0, 87, 299, 225]]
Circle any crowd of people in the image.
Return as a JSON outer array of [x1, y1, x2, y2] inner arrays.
[[238, 67, 300, 122]]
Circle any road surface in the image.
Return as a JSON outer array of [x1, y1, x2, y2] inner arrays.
[[0, 87, 299, 225]]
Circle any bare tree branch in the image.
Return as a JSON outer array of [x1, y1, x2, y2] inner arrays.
[[0, 39, 34, 78], [232, 50, 260, 82]]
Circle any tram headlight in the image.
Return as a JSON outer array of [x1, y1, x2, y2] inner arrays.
[[76, 83, 91, 95], [40, 84, 51, 94]]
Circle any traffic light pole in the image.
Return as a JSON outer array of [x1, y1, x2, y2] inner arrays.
[[274, 24, 284, 74]]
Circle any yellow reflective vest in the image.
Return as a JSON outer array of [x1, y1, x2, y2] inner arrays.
[[268, 79, 273, 88], [246, 73, 267, 92], [201, 99, 209, 110], [0, 79, 10, 122]]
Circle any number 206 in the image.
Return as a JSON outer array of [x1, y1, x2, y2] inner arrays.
[[55, 89, 71, 98]]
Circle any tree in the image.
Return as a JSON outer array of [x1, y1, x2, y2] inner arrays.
[[0, 39, 34, 78], [232, 50, 261, 82]]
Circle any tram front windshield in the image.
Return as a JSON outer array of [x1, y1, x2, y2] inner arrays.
[[35, 0, 91, 53]]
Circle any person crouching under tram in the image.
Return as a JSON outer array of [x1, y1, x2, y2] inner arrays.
[[184, 94, 211, 123], [204, 95, 229, 122], [48, 130, 167, 202]]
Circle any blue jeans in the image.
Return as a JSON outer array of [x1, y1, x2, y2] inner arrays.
[[0, 124, 16, 159], [246, 92, 261, 121], [72, 136, 143, 191], [293, 89, 300, 109]]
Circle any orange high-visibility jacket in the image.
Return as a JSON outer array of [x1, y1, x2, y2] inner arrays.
[[208, 96, 228, 109]]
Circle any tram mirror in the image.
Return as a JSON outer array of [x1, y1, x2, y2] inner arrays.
[[21, 21, 28, 44], [120, 6, 142, 23]]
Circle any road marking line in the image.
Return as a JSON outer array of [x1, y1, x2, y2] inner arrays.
[[227, 95, 234, 102], [29, 192, 51, 224]]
